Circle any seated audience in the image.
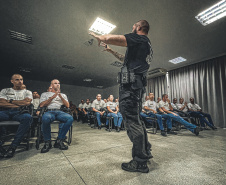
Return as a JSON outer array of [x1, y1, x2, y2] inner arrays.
[[106, 95, 123, 132], [0, 74, 33, 158], [159, 94, 200, 136], [69, 101, 78, 120], [156, 97, 161, 109], [171, 98, 178, 110], [83, 98, 91, 122], [32, 91, 40, 111], [140, 93, 173, 136], [176, 98, 188, 113], [39, 79, 73, 153], [78, 99, 85, 122], [91, 94, 106, 129], [188, 97, 217, 129]]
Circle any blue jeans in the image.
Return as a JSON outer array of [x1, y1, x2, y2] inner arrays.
[[0, 110, 32, 147], [140, 112, 172, 131], [106, 112, 123, 127], [95, 112, 102, 126], [42, 111, 73, 141], [167, 113, 197, 132], [189, 111, 214, 128]]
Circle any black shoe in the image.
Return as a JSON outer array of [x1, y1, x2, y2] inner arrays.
[[98, 126, 102, 130], [167, 130, 177, 135], [0, 146, 6, 158], [54, 139, 68, 150], [121, 160, 149, 173], [161, 130, 167, 137], [5, 145, 17, 158], [116, 127, 120, 132], [194, 127, 200, 136], [212, 126, 217, 130], [41, 141, 52, 153]]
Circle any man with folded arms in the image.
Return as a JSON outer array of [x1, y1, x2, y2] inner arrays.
[[39, 79, 73, 153], [0, 74, 32, 158]]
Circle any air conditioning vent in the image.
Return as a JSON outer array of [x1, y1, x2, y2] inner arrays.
[[84, 39, 94, 46], [110, 61, 123, 67], [9, 30, 32, 44], [62, 65, 75, 69], [147, 68, 167, 78], [19, 67, 31, 73]]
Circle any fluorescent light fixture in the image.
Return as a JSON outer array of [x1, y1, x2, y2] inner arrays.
[[195, 0, 226, 26], [89, 17, 116, 35], [169, 57, 187, 64], [83, 78, 93, 82], [97, 86, 103, 89]]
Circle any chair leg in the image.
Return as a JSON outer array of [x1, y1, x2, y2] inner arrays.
[[36, 124, 41, 150]]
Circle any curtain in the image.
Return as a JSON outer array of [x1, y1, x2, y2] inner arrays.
[[168, 56, 226, 128], [147, 75, 167, 99]]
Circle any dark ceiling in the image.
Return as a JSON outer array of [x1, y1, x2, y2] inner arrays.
[[0, 0, 226, 88]]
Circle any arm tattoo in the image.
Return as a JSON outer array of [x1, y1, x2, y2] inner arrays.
[[110, 50, 125, 62]]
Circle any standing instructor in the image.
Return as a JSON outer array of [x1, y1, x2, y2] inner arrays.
[[90, 20, 153, 173]]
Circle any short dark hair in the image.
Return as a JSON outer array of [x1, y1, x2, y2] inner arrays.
[[162, 94, 168, 99], [137, 20, 149, 34]]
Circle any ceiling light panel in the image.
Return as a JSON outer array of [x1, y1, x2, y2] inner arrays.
[[169, 57, 187, 64], [89, 17, 116, 35], [195, 0, 226, 26]]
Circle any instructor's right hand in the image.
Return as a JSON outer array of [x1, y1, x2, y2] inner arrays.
[[89, 32, 101, 46]]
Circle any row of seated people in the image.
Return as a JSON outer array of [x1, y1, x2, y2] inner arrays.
[[0, 74, 73, 158], [77, 94, 123, 132], [140, 93, 217, 137]]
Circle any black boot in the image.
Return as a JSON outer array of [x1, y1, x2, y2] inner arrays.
[[116, 127, 120, 132], [41, 140, 52, 153], [5, 145, 17, 158], [54, 139, 68, 150], [194, 127, 200, 136], [0, 145, 6, 158], [98, 125, 102, 130], [161, 130, 167, 136], [121, 160, 149, 173]]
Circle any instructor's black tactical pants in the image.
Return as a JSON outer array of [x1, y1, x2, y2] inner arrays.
[[119, 84, 152, 162]]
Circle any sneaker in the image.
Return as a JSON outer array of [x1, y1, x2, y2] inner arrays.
[[121, 160, 149, 173], [194, 127, 200, 136], [41, 141, 52, 153], [161, 130, 167, 136], [5, 145, 17, 158], [116, 127, 121, 132], [167, 130, 177, 135], [54, 139, 68, 150]]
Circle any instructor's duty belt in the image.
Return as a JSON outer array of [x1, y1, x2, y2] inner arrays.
[[117, 66, 146, 85]]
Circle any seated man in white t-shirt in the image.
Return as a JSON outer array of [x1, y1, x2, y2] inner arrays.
[[187, 97, 217, 129], [106, 95, 123, 132], [39, 79, 73, 153], [91, 94, 106, 129], [159, 94, 200, 136], [0, 74, 33, 158]]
